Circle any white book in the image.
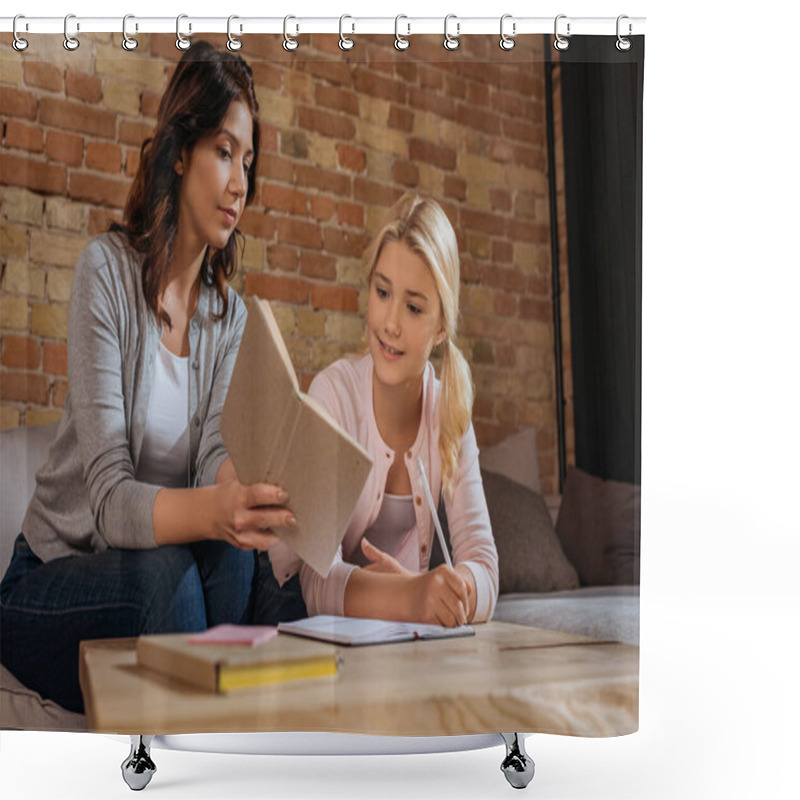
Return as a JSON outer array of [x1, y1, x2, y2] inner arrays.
[[278, 615, 475, 647]]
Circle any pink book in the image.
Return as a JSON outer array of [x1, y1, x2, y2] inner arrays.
[[187, 624, 278, 647]]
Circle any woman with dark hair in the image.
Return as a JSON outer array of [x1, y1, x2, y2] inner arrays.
[[0, 42, 290, 713]]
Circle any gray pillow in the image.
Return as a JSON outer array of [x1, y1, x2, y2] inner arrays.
[[555, 466, 640, 587], [434, 469, 579, 594]]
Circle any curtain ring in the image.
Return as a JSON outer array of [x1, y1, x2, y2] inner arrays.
[[499, 14, 516, 51], [63, 14, 80, 51], [616, 15, 632, 51], [553, 14, 570, 51], [122, 14, 138, 51], [394, 15, 410, 51], [443, 14, 460, 51], [227, 15, 242, 51], [283, 15, 299, 51], [12, 15, 29, 52], [339, 14, 355, 51], [176, 14, 191, 51]]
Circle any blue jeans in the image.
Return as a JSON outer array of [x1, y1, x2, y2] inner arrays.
[[0, 534, 256, 714]]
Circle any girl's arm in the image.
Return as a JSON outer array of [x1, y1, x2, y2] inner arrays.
[[444, 425, 500, 622]]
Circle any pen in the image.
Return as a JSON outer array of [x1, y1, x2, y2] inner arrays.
[[416, 456, 453, 569]]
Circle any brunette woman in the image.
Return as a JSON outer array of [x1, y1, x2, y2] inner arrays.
[[0, 42, 292, 713]]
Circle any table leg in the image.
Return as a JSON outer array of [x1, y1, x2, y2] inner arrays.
[[500, 733, 535, 789], [121, 735, 157, 791]]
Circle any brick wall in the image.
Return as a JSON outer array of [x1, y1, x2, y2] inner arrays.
[[1, 32, 570, 495]]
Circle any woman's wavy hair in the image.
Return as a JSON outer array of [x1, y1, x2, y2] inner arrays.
[[363, 193, 475, 496], [114, 40, 260, 327]]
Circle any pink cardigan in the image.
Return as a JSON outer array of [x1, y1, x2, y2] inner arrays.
[[268, 353, 499, 622]]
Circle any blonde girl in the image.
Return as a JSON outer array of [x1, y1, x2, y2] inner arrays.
[[268, 193, 498, 626]]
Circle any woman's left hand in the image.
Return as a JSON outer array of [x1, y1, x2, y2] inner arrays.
[[360, 539, 412, 576]]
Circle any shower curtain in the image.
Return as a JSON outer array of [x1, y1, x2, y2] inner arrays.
[[0, 24, 643, 744]]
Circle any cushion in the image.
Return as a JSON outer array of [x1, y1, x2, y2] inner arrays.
[[478, 428, 540, 494], [434, 469, 579, 595], [555, 466, 640, 586]]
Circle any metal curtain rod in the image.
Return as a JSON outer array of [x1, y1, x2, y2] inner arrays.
[[1, 15, 646, 37]]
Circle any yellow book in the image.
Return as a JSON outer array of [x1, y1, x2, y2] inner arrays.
[[136, 631, 338, 694]]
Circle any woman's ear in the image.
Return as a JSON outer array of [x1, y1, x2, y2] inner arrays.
[[174, 157, 184, 176], [435, 329, 447, 347]]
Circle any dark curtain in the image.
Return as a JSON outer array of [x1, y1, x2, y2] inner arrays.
[[559, 36, 644, 485]]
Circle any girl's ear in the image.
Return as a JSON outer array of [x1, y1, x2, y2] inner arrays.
[[174, 146, 188, 176], [435, 329, 447, 347]]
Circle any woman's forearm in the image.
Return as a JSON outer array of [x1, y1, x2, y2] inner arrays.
[[343, 570, 415, 621], [152, 485, 224, 545]]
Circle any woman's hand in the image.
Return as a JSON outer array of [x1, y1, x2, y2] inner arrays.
[[213, 480, 295, 551], [360, 538, 412, 576], [407, 565, 472, 628]]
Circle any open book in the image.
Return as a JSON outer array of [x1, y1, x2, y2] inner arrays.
[[220, 298, 373, 577], [278, 615, 475, 647]]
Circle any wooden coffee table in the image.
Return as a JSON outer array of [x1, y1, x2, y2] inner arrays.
[[79, 621, 638, 738]]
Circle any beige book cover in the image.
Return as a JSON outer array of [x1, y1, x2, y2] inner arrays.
[[136, 631, 338, 693], [220, 297, 373, 577]]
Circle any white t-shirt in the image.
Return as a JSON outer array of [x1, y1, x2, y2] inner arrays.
[[135, 341, 190, 488]]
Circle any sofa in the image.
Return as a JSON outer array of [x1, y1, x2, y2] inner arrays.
[[0, 423, 639, 731]]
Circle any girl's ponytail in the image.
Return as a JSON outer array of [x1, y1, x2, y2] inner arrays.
[[439, 337, 474, 496]]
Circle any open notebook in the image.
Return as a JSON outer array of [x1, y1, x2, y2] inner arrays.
[[278, 615, 475, 647]]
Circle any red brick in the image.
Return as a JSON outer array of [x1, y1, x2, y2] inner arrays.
[[388, 105, 414, 133], [337, 201, 363, 228], [489, 188, 513, 212], [309, 195, 336, 222], [295, 164, 351, 197], [323, 227, 371, 259], [23, 62, 63, 92], [502, 117, 537, 144], [88, 208, 122, 236], [299, 251, 337, 280], [354, 68, 407, 105], [513, 144, 545, 171], [1, 337, 41, 370], [125, 147, 141, 178], [4, 120, 44, 153], [251, 62, 283, 92], [418, 65, 444, 91], [444, 73, 467, 101], [258, 123, 279, 152], [310, 285, 358, 312], [266, 245, 299, 273], [262, 184, 307, 215], [337, 144, 365, 173], [466, 81, 490, 107], [0, 153, 67, 194], [393, 160, 419, 187], [494, 292, 518, 318], [408, 87, 457, 121], [354, 178, 402, 207], [140, 89, 161, 119], [53, 380, 69, 407], [0, 371, 50, 404], [238, 208, 276, 239], [119, 120, 153, 148], [506, 219, 549, 245], [394, 61, 417, 84], [492, 240, 514, 264], [0, 87, 38, 120], [43, 342, 68, 376], [45, 131, 84, 166], [298, 59, 353, 88], [70, 173, 129, 208], [520, 298, 552, 321], [277, 217, 322, 248], [65, 69, 102, 104], [461, 208, 505, 237], [297, 106, 355, 141], [481, 265, 527, 294], [495, 343, 517, 368], [409, 139, 457, 171], [444, 176, 467, 202], [86, 142, 123, 173], [40, 98, 116, 139], [246, 274, 309, 305], [457, 104, 501, 135], [257, 153, 294, 183], [314, 85, 359, 116]]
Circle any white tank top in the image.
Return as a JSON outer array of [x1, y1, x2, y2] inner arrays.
[[135, 341, 190, 488], [353, 492, 418, 570]]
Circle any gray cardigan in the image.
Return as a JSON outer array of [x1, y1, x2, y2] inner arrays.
[[22, 232, 247, 563]]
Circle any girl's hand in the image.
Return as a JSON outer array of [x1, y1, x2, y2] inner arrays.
[[408, 565, 472, 627], [214, 480, 295, 551], [360, 539, 412, 576]]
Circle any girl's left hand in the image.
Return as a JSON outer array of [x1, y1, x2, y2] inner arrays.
[[360, 539, 412, 576]]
